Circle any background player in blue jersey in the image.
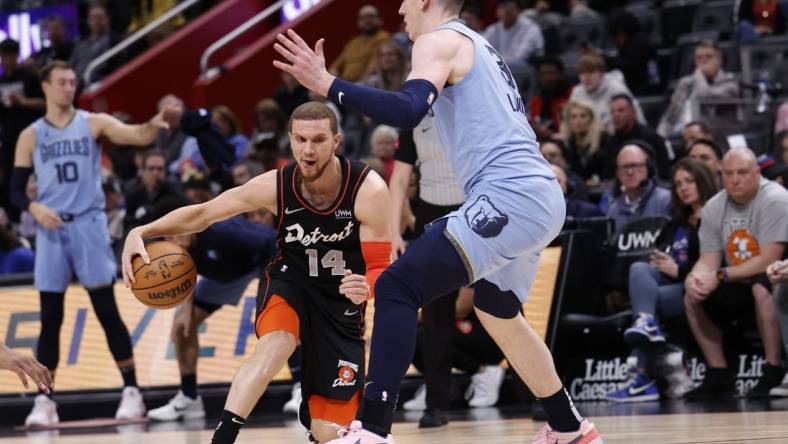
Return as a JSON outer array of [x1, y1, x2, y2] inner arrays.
[[10, 60, 173, 427], [273, 1, 603, 443]]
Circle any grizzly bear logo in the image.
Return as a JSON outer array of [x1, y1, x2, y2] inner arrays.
[[464, 195, 509, 238]]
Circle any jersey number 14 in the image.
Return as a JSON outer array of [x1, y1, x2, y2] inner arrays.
[[305, 249, 346, 277]]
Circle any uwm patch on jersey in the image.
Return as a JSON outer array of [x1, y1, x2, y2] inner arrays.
[[269, 157, 371, 295]]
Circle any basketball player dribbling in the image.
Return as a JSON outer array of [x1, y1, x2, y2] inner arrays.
[[121, 102, 392, 443], [10, 60, 174, 426], [273, 1, 603, 443]]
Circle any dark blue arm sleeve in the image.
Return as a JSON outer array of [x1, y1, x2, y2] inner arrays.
[[327, 78, 438, 129], [10, 167, 33, 211]]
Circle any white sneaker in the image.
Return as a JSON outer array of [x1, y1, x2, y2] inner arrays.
[[283, 382, 301, 414], [25, 395, 58, 427], [769, 374, 788, 397], [466, 365, 505, 408], [402, 384, 426, 411], [147, 391, 205, 421], [116, 387, 146, 420]]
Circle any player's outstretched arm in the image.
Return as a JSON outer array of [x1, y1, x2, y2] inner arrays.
[[89, 107, 174, 147], [273, 29, 454, 129], [121, 171, 278, 286], [0, 343, 52, 393]]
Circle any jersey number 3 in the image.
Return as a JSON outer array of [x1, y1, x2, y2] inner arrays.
[[305, 249, 346, 277]]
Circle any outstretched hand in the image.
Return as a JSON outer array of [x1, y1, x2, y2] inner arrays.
[[272, 29, 335, 96]]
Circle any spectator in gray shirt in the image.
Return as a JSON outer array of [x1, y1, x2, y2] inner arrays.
[[483, 0, 544, 69], [69, 3, 117, 86]]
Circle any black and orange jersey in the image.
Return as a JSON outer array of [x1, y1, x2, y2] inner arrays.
[[266, 156, 371, 297]]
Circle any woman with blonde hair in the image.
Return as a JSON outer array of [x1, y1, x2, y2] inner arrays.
[[560, 99, 610, 185], [361, 40, 409, 92]]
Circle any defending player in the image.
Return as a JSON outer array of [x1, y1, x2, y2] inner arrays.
[[10, 60, 173, 427], [272, 1, 603, 442], [121, 102, 391, 443]]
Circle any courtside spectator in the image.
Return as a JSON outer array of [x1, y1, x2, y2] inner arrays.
[[0, 224, 34, 274], [606, 143, 671, 230], [606, 158, 718, 402], [329, 5, 390, 82], [657, 41, 740, 138], [684, 147, 788, 399], [553, 165, 603, 220]]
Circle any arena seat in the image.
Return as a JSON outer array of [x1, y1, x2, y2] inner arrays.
[[558, 18, 608, 53], [661, 0, 702, 47], [691, 0, 736, 38]]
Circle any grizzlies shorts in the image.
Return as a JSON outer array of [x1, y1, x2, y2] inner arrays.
[[444, 176, 565, 302], [34, 210, 116, 292]]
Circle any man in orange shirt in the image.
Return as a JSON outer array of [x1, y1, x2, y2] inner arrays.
[[329, 5, 390, 82]]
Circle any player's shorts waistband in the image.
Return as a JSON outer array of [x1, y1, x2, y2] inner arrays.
[[58, 208, 104, 223]]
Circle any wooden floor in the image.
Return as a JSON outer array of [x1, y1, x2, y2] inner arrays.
[[4, 411, 788, 443]]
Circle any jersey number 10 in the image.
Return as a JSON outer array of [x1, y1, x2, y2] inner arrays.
[[55, 162, 79, 183]]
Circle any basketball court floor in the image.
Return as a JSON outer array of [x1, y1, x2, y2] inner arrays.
[[2, 401, 788, 443]]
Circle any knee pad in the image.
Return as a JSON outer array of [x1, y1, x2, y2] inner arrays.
[[473, 280, 521, 319]]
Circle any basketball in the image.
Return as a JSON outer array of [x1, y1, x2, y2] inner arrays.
[[130, 241, 197, 309]]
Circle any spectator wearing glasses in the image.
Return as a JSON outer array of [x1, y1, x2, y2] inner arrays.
[[683, 147, 788, 399], [605, 143, 671, 231]]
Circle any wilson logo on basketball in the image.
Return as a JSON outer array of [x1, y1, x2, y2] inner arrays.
[[726, 229, 760, 266], [332, 359, 359, 388], [147, 279, 193, 300]]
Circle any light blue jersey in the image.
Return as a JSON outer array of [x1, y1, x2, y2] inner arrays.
[[431, 20, 554, 195], [428, 20, 565, 302], [32, 110, 104, 215], [31, 110, 115, 292]]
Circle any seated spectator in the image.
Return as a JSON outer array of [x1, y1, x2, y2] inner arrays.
[[530, 57, 573, 141], [366, 125, 398, 183], [232, 160, 263, 187], [570, 54, 644, 131], [552, 164, 603, 220], [560, 100, 610, 184], [211, 105, 249, 163], [569, 0, 599, 20], [361, 39, 408, 92], [152, 94, 198, 171], [682, 121, 715, 148], [483, 0, 544, 70], [606, 143, 672, 231], [687, 139, 724, 180], [460, 3, 484, 32], [606, 158, 718, 403], [27, 15, 74, 70], [542, 140, 589, 200], [69, 3, 121, 86], [124, 150, 184, 232], [607, 10, 657, 95], [247, 135, 290, 173], [329, 5, 390, 82], [657, 40, 740, 138], [684, 147, 788, 400], [182, 173, 213, 204], [252, 99, 289, 154], [737, 0, 786, 42], [607, 95, 671, 180], [273, 72, 310, 117]]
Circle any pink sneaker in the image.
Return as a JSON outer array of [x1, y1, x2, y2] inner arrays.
[[532, 419, 603, 444], [324, 420, 397, 444]]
